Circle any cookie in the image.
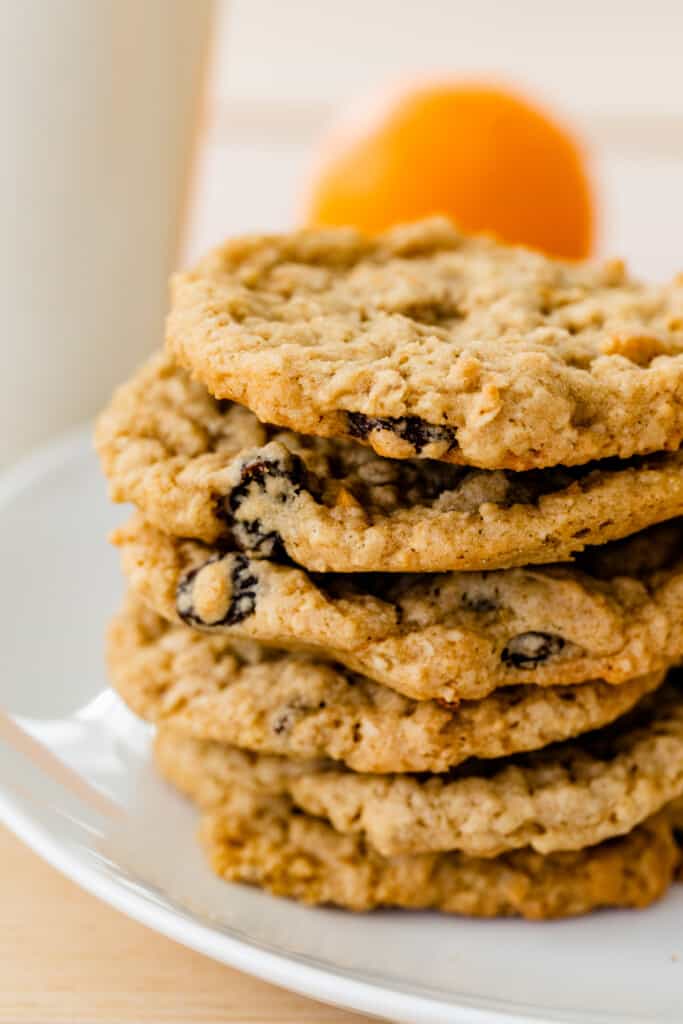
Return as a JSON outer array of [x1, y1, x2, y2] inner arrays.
[[96, 352, 683, 573], [109, 596, 664, 773], [153, 677, 683, 858], [155, 744, 679, 919], [167, 217, 683, 471], [114, 516, 683, 702]]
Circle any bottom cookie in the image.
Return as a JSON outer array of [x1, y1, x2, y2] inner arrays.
[[152, 678, 683, 859], [156, 738, 681, 920]]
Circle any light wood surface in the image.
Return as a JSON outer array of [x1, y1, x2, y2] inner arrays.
[[0, 825, 370, 1024]]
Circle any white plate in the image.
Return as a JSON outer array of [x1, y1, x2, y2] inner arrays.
[[0, 427, 682, 1024]]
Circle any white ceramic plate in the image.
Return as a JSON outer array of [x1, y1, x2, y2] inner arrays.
[[1, 427, 682, 1024]]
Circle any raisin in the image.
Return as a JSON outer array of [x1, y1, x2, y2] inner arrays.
[[501, 632, 566, 668], [175, 554, 223, 628], [176, 553, 258, 628], [346, 412, 458, 455], [272, 711, 292, 735], [230, 518, 286, 561], [217, 452, 309, 558]]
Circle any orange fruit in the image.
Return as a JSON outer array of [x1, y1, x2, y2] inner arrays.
[[302, 82, 595, 260]]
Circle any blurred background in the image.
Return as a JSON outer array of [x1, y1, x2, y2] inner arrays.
[[191, 0, 683, 271], [2, 0, 683, 465]]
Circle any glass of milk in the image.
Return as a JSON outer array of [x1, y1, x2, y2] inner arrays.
[[0, 0, 213, 464]]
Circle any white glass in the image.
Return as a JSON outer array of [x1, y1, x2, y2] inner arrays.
[[0, 0, 213, 464]]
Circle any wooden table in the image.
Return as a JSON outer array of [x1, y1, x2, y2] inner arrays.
[[0, 826, 370, 1023]]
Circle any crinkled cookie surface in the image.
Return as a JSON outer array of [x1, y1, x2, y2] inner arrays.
[[167, 217, 683, 469]]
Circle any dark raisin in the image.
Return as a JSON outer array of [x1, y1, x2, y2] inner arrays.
[[176, 553, 258, 628], [216, 452, 309, 559], [175, 554, 223, 628], [345, 412, 373, 441], [226, 554, 259, 624], [272, 711, 292, 735], [501, 632, 566, 668], [231, 518, 286, 561], [346, 412, 458, 455], [214, 398, 232, 414]]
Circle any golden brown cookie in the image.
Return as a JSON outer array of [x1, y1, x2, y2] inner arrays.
[[153, 677, 683, 858], [156, 749, 679, 919], [109, 596, 663, 773], [114, 516, 683, 702], [167, 217, 683, 470], [95, 352, 683, 572]]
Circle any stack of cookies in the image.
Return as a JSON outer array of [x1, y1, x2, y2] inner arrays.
[[97, 218, 683, 920]]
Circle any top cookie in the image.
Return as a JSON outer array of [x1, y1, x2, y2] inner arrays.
[[167, 217, 683, 470]]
